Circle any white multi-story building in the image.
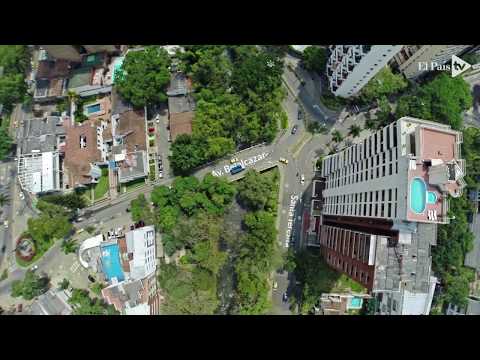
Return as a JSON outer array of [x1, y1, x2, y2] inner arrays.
[[392, 45, 472, 79], [321, 116, 466, 224], [326, 45, 403, 98]]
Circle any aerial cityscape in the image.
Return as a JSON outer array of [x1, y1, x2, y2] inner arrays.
[[0, 44, 479, 315]]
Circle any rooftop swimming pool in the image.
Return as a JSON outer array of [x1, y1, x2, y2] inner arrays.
[[349, 297, 363, 309], [101, 243, 124, 282], [410, 177, 427, 214], [427, 191, 437, 204]]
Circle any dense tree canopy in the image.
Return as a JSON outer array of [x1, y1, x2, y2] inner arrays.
[[69, 289, 119, 315], [359, 66, 408, 104], [27, 200, 73, 254], [302, 46, 328, 75], [395, 73, 472, 130], [153, 174, 235, 314], [11, 270, 49, 300], [236, 169, 279, 212], [40, 192, 86, 210], [170, 45, 286, 175], [0, 127, 12, 160], [0, 45, 29, 112], [116, 46, 171, 108]]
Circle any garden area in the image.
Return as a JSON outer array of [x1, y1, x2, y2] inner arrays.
[[93, 167, 109, 200], [287, 249, 366, 315]]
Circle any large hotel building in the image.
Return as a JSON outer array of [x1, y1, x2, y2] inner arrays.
[[310, 117, 466, 314]]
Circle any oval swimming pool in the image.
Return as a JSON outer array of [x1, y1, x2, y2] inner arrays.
[[410, 177, 427, 214]]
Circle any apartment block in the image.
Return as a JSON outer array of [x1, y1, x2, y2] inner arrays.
[[311, 116, 467, 314], [321, 116, 466, 225], [326, 45, 403, 98], [392, 45, 472, 79]]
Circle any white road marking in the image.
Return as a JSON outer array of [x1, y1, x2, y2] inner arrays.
[[70, 261, 80, 273]]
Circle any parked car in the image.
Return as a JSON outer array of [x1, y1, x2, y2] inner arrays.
[[300, 174, 305, 184], [1, 245, 6, 253], [3, 220, 8, 229], [279, 157, 289, 165], [291, 125, 298, 135], [230, 157, 239, 164], [282, 292, 288, 303], [87, 275, 96, 283], [297, 110, 304, 120], [273, 281, 278, 291], [19, 192, 25, 200], [158, 171, 164, 179], [31, 265, 38, 272]]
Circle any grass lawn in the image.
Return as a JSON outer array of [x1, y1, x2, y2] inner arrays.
[[93, 168, 109, 200], [124, 177, 146, 192]]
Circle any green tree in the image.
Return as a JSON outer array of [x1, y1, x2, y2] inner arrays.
[[236, 169, 278, 212], [58, 278, 70, 290], [348, 124, 361, 138], [331, 130, 343, 143], [359, 66, 408, 104], [302, 46, 328, 75], [27, 200, 73, 254], [40, 192, 86, 210], [395, 73, 472, 130], [11, 270, 49, 300], [61, 238, 78, 255], [0, 73, 27, 112], [151, 185, 173, 208], [156, 205, 180, 233], [116, 46, 171, 108], [0, 193, 9, 207], [0, 127, 12, 161], [130, 194, 154, 224], [69, 288, 118, 315]]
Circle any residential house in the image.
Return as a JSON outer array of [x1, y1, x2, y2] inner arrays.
[[17, 116, 66, 195], [63, 119, 105, 189], [28, 289, 73, 315], [446, 297, 480, 315]]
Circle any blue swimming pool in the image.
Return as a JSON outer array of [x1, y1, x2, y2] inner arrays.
[[410, 177, 427, 214], [101, 243, 124, 282], [427, 191, 437, 204], [86, 103, 101, 114], [349, 297, 363, 309]]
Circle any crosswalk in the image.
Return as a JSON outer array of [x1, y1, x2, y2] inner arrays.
[[70, 261, 80, 273]]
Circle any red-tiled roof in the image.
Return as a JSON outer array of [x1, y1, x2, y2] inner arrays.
[[64, 120, 102, 188]]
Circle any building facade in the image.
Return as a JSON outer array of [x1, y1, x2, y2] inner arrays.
[[312, 116, 467, 314], [326, 45, 403, 98], [321, 117, 466, 225], [392, 45, 472, 79]]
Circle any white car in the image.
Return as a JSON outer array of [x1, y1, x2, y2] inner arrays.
[[273, 281, 278, 291], [31, 265, 38, 271], [19, 192, 25, 200], [300, 174, 305, 184], [155, 114, 160, 123], [3, 220, 8, 229]]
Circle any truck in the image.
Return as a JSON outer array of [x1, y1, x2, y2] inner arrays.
[[230, 164, 245, 175]]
